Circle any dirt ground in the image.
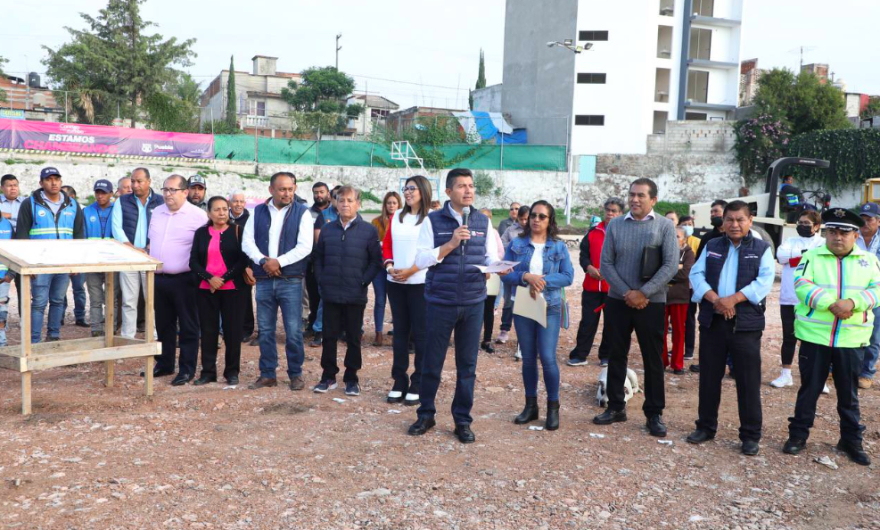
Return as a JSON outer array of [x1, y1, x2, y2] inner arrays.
[[1, 251, 879, 530]]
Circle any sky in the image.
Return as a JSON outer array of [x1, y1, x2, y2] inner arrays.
[[3, 0, 879, 110]]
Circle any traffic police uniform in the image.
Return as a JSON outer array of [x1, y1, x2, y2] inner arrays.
[[786, 208, 880, 466]]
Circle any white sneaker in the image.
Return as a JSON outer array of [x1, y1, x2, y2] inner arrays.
[[496, 330, 509, 344], [770, 373, 793, 388], [822, 383, 830, 395], [514, 346, 522, 361]]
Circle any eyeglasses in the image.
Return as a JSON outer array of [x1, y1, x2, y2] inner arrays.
[[403, 186, 417, 193], [160, 187, 186, 194], [529, 213, 549, 221]]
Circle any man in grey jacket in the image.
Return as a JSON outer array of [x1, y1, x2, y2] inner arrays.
[[592, 178, 678, 437]]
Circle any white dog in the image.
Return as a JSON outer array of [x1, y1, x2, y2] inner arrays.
[[596, 366, 642, 407]]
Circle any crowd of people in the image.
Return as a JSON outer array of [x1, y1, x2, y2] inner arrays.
[[0, 167, 874, 465]]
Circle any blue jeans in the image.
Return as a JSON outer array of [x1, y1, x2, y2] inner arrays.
[[515, 304, 562, 401], [256, 277, 305, 379], [32, 273, 71, 343], [417, 301, 483, 425], [61, 272, 87, 322], [0, 280, 9, 345], [372, 271, 387, 333], [862, 306, 880, 379], [500, 284, 513, 332]]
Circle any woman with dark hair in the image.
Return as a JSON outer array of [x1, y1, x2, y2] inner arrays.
[[371, 191, 401, 346], [382, 175, 432, 406], [189, 196, 249, 385], [501, 200, 574, 430]]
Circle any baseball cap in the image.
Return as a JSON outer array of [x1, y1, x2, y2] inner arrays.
[[93, 179, 113, 194], [188, 175, 207, 188], [859, 203, 880, 218], [40, 167, 61, 180]]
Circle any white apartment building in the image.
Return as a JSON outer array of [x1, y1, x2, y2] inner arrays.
[[503, 0, 745, 156]]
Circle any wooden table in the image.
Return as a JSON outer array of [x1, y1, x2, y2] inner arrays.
[[0, 240, 163, 415]]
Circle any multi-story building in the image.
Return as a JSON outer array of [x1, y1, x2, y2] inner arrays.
[[200, 55, 301, 137], [0, 73, 64, 122], [345, 94, 399, 137], [502, 0, 745, 156], [802, 63, 829, 84]]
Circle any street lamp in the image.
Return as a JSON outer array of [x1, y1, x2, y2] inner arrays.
[[548, 40, 592, 225]]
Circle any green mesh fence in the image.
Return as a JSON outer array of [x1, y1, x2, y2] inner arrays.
[[213, 135, 566, 171]]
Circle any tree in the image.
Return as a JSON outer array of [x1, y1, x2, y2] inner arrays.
[[862, 96, 880, 120], [280, 66, 360, 137], [43, 0, 196, 126], [143, 72, 201, 132], [734, 114, 791, 183], [469, 49, 487, 110], [752, 68, 850, 136], [225, 55, 237, 129]]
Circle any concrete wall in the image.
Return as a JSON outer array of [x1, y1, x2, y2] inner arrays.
[[501, 0, 577, 147], [472, 85, 503, 113]]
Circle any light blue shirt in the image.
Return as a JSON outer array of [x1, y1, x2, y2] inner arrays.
[[111, 193, 150, 248], [690, 239, 775, 305], [856, 232, 880, 259], [0, 194, 24, 230]]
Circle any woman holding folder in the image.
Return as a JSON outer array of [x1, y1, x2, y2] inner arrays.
[[501, 201, 574, 430]]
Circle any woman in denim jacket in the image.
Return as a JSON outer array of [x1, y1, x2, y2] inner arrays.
[[501, 200, 574, 430]]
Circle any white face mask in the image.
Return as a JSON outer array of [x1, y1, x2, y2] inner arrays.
[[682, 225, 694, 238]]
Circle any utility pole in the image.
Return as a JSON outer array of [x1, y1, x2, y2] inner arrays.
[[336, 33, 342, 70]]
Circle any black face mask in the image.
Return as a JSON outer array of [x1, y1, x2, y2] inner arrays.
[[796, 225, 814, 238], [710, 216, 723, 228]]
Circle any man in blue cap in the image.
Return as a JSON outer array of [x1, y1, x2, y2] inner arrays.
[[856, 202, 880, 389], [15, 167, 85, 342], [84, 179, 115, 337]]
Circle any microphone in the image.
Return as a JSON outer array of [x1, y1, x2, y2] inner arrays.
[[461, 206, 470, 246]]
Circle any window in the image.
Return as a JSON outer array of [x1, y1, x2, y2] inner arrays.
[[579, 30, 609, 41], [575, 115, 605, 126], [689, 28, 712, 61], [248, 99, 266, 116], [686, 112, 708, 121], [693, 0, 714, 17], [659, 0, 674, 16], [577, 73, 607, 84], [687, 70, 709, 103]]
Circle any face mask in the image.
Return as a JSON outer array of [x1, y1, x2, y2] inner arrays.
[[710, 216, 723, 228], [682, 225, 694, 238], [796, 225, 814, 238]]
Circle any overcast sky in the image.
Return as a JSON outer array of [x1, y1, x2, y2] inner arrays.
[[3, 0, 878, 110]]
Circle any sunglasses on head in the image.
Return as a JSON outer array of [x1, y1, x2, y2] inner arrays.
[[529, 212, 549, 221]]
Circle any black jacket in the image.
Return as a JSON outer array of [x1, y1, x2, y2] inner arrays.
[[696, 227, 723, 259], [314, 214, 382, 305], [189, 223, 249, 290], [15, 189, 85, 240], [230, 208, 250, 228]]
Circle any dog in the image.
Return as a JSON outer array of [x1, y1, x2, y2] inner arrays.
[[596, 366, 642, 407]]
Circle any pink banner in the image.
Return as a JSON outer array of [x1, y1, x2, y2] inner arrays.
[[0, 118, 214, 159]]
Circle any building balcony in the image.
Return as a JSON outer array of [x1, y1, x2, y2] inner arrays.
[[688, 58, 738, 69], [245, 115, 269, 128], [685, 101, 736, 112], [690, 15, 742, 28]]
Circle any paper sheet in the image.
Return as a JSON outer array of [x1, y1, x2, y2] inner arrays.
[[513, 285, 547, 327], [486, 274, 501, 296], [474, 260, 518, 274]]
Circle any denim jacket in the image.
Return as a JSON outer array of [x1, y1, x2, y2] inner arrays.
[[501, 236, 574, 307]]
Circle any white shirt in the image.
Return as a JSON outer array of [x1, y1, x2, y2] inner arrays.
[[414, 204, 499, 270], [624, 209, 656, 222], [529, 242, 545, 274], [386, 212, 428, 285], [242, 201, 314, 268]]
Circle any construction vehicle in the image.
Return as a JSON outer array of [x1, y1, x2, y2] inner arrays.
[[689, 157, 831, 255]]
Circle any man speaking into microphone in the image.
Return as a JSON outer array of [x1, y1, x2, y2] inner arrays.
[[409, 168, 504, 443]]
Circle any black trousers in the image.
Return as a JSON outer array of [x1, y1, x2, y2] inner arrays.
[[155, 274, 200, 376], [789, 341, 865, 444], [685, 300, 697, 358], [196, 289, 244, 379], [387, 282, 427, 395], [780, 305, 797, 365], [696, 315, 763, 442], [605, 297, 665, 417], [242, 283, 255, 337], [306, 262, 321, 331], [571, 290, 611, 362], [482, 295, 496, 343], [320, 301, 365, 383]]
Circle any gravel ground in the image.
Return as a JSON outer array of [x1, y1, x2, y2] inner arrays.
[[1, 250, 879, 530]]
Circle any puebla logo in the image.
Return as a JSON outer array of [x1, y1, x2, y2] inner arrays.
[[37, 210, 46, 217], [90, 216, 97, 222]]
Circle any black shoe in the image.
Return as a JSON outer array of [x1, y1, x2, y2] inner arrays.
[[593, 409, 627, 425], [454, 423, 476, 444], [226, 376, 239, 386], [686, 429, 715, 444], [193, 375, 217, 386], [408, 417, 436, 436], [480, 341, 495, 354], [241, 333, 253, 343], [75, 319, 89, 328], [303, 328, 315, 340], [514, 397, 539, 425], [171, 373, 193, 386], [646, 415, 667, 437], [672, 369, 685, 375], [345, 382, 360, 396], [741, 440, 760, 456], [309, 332, 323, 348], [45, 336, 60, 342], [248, 333, 260, 347], [836, 440, 871, 466], [683, 353, 694, 361], [783, 437, 806, 455], [142, 367, 175, 378], [387, 390, 405, 404], [690, 364, 701, 373], [546, 400, 560, 431]]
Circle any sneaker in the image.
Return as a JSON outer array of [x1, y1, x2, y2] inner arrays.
[[683, 352, 694, 361], [345, 382, 360, 396], [567, 358, 589, 367], [770, 373, 794, 388], [599, 358, 609, 367], [313, 379, 337, 393], [496, 330, 509, 344], [858, 377, 873, 390], [822, 383, 830, 395], [309, 332, 323, 348], [514, 346, 522, 361]]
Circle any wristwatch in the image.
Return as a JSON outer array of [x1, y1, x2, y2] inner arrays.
[[259, 258, 268, 266]]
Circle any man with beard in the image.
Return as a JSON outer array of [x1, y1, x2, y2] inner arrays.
[[187, 175, 208, 211], [306, 182, 332, 344]]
